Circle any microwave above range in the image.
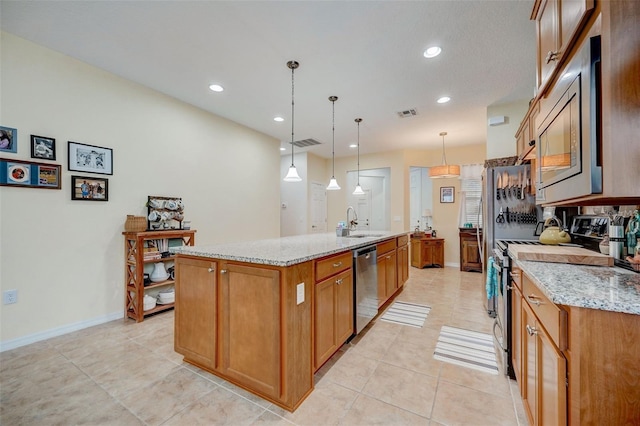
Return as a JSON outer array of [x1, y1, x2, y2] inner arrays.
[[536, 35, 602, 205]]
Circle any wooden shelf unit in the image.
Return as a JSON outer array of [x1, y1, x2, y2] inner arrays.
[[123, 229, 196, 322]]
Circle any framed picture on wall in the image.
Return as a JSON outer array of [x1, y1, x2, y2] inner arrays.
[[71, 175, 109, 201], [0, 158, 61, 189], [68, 141, 113, 175], [440, 186, 454, 203], [31, 135, 56, 160], [0, 126, 18, 153]]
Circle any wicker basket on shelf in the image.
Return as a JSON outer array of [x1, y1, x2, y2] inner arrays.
[[124, 215, 147, 232]]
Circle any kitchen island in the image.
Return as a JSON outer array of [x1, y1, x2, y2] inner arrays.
[[509, 252, 640, 425], [170, 231, 408, 412]]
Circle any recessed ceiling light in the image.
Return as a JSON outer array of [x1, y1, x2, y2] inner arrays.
[[349, 144, 358, 148], [423, 46, 442, 58], [280, 147, 286, 151], [208, 84, 224, 92], [437, 96, 451, 104], [274, 116, 284, 122]]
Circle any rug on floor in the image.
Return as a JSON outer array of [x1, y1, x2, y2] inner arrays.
[[433, 325, 499, 375], [379, 301, 431, 328]]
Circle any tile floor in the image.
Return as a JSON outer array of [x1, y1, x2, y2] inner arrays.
[[0, 267, 528, 425]]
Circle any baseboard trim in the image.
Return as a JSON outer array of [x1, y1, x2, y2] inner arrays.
[[0, 310, 123, 352], [445, 262, 460, 268]]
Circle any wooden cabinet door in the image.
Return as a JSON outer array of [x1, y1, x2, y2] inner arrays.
[[174, 257, 217, 370], [560, 0, 593, 56], [396, 245, 408, 287], [538, 321, 567, 426], [432, 241, 444, 267], [537, 0, 559, 90], [314, 276, 337, 370], [219, 262, 281, 399], [410, 239, 421, 268], [511, 283, 523, 391], [461, 238, 481, 272], [384, 250, 397, 298], [377, 255, 388, 307], [522, 302, 538, 426], [422, 243, 434, 266], [335, 270, 354, 345]]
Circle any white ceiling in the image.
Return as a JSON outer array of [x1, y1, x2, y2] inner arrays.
[[0, 0, 536, 159]]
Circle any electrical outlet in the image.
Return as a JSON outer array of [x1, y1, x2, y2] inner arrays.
[[3, 289, 17, 305], [296, 283, 304, 305]]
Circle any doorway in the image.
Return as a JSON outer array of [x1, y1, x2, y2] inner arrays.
[[310, 182, 327, 233], [346, 168, 390, 231], [409, 167, 433, 231]]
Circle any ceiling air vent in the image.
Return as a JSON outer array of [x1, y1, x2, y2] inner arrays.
[[397, 108, 418, 118], [292, 138, 322, 148]]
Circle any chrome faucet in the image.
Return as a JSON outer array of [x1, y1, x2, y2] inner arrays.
[[346, 206, 358, 231]]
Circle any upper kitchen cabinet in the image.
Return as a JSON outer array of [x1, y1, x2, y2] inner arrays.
[[530, 0, 640, 206], [516, 100, 540, 163], [533, 0, 595, 94]]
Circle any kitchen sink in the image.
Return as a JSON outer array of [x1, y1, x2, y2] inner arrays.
[[344, 234, 384, 239]]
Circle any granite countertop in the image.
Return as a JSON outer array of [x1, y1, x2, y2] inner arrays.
[[512, 257, 640, 315], [171, 231, 408, 267]]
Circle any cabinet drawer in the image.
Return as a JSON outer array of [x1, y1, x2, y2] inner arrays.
[[315, 251, 352, 282], [396, 235, 408, 247], [424, 239, 442, 247], [377, 239, 396, 256], [523, 274, 567, 350]]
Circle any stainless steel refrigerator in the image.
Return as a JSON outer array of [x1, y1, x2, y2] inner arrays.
[[481, 164, 540, 310]]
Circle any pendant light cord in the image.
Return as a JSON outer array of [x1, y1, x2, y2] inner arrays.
[[290, 63, 295, 167], [440, 131, 448, 165], [331, 97, 336, 177], [356, 118, 362, 185]]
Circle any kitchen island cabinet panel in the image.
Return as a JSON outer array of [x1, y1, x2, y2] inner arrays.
[[174, 257, 217, 371], [172, 231, 406, 411], [174, 256, 313, 412], [219, 262, 281, 399], [396, 241, 409, 287], [377, 239, 398, 308]]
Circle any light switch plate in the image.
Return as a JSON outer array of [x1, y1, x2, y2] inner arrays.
[[296, 283, 304, 305]]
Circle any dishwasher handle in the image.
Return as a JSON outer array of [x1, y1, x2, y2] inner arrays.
[[353, 245, 377, 258]]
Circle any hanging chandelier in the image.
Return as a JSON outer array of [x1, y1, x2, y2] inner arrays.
[[353, 118, 365, 195], [283, 60, 302, 182], [429, 131, 460, 178], [326, 96, 341, 190]]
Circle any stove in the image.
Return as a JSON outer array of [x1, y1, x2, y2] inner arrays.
[[491, 238, 543, 379]]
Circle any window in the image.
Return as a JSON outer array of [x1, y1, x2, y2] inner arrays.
[[459, 164, 483, 228]]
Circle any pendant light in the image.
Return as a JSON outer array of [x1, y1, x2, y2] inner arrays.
[[283, 60, 302, 182], [326, 96, 341, 190], [429, 131, 460, 178], [353, 118, 365, 195]]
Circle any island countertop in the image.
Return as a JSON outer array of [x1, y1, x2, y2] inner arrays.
[[171, 230, 408, 267], [511, 254, 640, 315]]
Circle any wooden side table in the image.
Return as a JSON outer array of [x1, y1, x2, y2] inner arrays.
[[410, 235, 444, 268]]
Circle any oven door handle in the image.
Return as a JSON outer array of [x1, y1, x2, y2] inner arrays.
[[492, 260, 502, 273]]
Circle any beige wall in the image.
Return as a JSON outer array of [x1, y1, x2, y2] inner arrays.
[[324, 144, 486, 266], [0, 33, 281, 347], [486, 100, 529, 159]]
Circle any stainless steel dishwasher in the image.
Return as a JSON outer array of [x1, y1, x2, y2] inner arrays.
[[353, 245, 378, 334]]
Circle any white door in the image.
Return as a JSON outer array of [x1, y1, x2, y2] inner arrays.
[[354, 189, 371, 230], [310, 182, 327, 233]]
